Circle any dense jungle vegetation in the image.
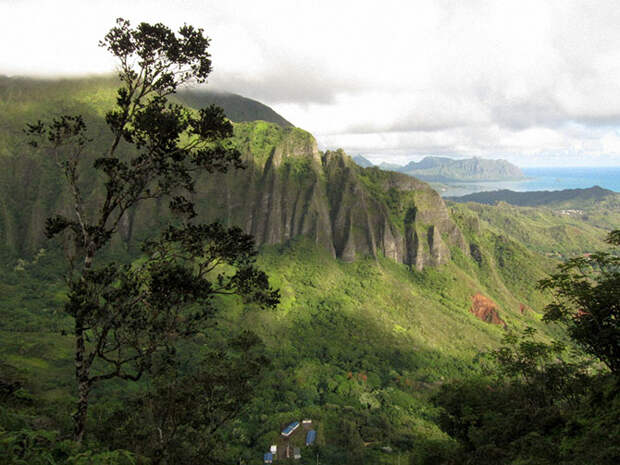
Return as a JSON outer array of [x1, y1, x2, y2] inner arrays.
[[1, 18, 618, 465]]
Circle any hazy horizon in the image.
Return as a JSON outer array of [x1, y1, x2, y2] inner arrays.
[[350, 153, 620, 169]]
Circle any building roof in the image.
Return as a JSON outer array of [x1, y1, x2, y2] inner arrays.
[[281, 421, 300, 436]]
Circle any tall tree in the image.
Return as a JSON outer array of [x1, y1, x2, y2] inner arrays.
[[26, 18, 279, 442]]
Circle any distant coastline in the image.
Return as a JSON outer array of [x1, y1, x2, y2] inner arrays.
[[445, 185, 617, 207], [353, 155, 525, 184], [434, 166, 620, 197]]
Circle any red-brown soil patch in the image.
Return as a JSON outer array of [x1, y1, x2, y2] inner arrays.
[[470, 293, 507, 327]]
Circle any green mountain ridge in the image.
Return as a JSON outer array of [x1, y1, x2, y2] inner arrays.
[[447, 185, 619, 207], [0, 74, 293, 127], [199, 125, 467, 270], [0, 76, 616, 464], [0, 76, 466, 270], [176, 88, 294, 128], [0, 77, 611, 324]]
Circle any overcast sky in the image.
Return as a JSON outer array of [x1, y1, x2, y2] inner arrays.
[[3, 0, 620, 166]]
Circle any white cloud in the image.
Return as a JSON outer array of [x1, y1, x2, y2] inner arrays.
[[2, 0, 620, 166]]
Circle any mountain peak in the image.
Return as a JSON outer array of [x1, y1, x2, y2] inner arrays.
[[352, 155, 374, 168], [176, 89, 294, 128]]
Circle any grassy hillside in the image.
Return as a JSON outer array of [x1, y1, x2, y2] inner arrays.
[[0, 233, 567, 463], [1, 194, 597, 462], [449, 201, 616, 258]]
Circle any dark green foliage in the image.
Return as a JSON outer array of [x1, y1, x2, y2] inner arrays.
[[434, 233, 620, 464], [62, 223, 277, 385], [0, 365, 134, 465], [539, 230, 620, 373], [100, 18, 212, 92], [3, 42, 620, 463], [99, 332, 268, 465], [433, 329, 593, 464], [1, 218, 611, 463], [0, 429, 136, 465], [482, 328, 590, 407], [435, 378, 563, 464], [434, 367, 620, 465]]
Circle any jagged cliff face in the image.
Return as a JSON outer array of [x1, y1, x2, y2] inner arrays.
[[0, 79, 467, 269], [194, 122, 467, 269]]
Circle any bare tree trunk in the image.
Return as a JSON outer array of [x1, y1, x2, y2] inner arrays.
[[73, 245, 94, 443], [73, 317, 90, 443]]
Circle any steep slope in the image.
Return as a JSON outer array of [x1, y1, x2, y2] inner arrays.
[[1, 76, 609, 340], [1, 76, 609, 280], [0, 75, 467, 269], [448, 200, 616, 257], [175, 88, 294, 127], [351, 154, 373, 167], [196, 123, 467, 269]]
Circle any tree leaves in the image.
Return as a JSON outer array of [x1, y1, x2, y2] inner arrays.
[[100, 18, 212, 96], [538, 230, 620, 373]]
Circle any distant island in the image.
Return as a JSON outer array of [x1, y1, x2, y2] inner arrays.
[[446, 185, 618, 207], [352, 155, 524, 182]]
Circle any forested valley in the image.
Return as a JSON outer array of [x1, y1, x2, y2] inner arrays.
[[1, 19, 618, 465]]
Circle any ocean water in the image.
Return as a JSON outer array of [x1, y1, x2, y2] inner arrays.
[[437, 166, 620, 197]]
